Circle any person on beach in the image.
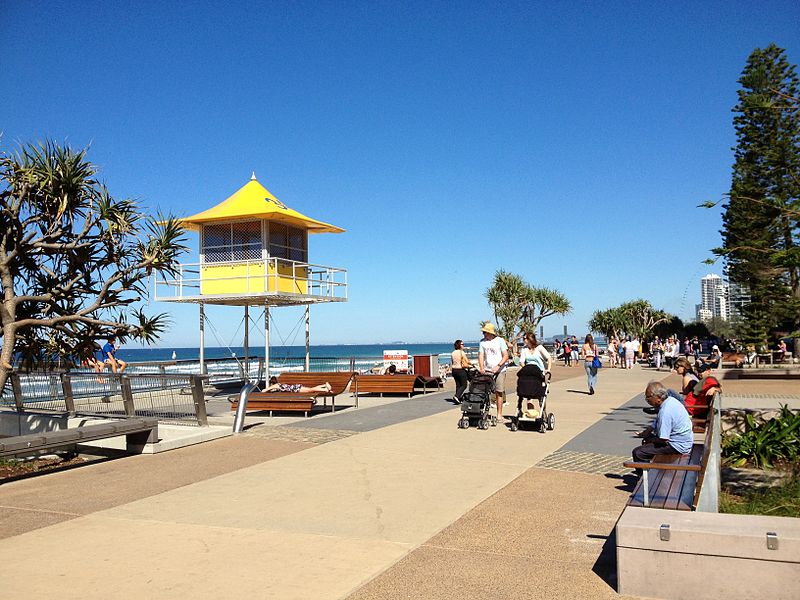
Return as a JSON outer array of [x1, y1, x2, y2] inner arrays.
[[265, 376, 332, 394], [581, 334, 599, 395], [102, 335, 127, 373], [450, 339, 472, 403], [478, 323, 509, 424], [631, 381, 693, 472]]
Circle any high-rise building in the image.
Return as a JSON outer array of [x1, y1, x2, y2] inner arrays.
[[697, 274, 729, 322]]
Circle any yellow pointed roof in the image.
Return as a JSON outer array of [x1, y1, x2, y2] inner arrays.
[[178, 175, 344, 233]]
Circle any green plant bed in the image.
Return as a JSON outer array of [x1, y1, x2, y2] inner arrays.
[[720, 476, 800, 518]]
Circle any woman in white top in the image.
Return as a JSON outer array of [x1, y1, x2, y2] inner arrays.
[[607, 338, 618, 368], [581, 334, 599, 395], [519, 333, 552, 373], [450, 339, 472, 403]]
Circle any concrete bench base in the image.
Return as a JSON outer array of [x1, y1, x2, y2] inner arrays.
[[616, 506, 800, 599]]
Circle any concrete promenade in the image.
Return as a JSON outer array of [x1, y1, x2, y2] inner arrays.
[[0, 365, 793, 598]]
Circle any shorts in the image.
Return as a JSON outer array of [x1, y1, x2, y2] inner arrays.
[[493, 369, 507, 394]]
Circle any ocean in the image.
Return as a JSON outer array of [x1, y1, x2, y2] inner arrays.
[[117, 343, 460, 364]]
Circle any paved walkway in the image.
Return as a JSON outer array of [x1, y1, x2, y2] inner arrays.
[[0, 365, 791, 598]]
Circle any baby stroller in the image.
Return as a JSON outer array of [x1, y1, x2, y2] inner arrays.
[[511, 364, 554, 433], [457, 372, 496, 430]]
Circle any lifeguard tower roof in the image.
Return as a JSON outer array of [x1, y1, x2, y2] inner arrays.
[[177, 174, 345, 234]]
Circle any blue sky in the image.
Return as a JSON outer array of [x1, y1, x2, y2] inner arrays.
[[4, 1, 800, 347]]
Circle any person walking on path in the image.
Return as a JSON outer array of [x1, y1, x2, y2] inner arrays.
[[631, 381, 693, 470], [102, 335, 127, 374], [450, 339, 472, 404], [478, 323, 509, 424], [623, 337, 637, 369], [570, 335, 579, 366], [607, 338, 618, 368], [581, 334, 599, 395], [519, 333, 552, 373], [563, 339, 572, 367]]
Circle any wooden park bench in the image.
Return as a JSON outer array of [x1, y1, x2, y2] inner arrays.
[[229, 371, 356, 417], [354, 374, 440, 398], [622, 411, 715, 511], [0, 417, 159, 458]]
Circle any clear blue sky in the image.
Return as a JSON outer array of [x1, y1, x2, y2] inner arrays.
[[4, 1, 800, 347]]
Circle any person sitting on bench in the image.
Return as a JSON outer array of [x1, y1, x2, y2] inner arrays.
[[632, 381, 693, 474], [264, 376, 331, 394], [683, 362, 721, 418]]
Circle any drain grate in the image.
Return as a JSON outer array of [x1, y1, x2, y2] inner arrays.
[[537, 449, 631, 476]]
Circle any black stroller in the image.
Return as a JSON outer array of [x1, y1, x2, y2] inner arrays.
[[511, 364, 554, 433], [457, 372, 496, 430]]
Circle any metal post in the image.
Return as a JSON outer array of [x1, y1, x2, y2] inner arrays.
[[305, 305, 310, 372], [264, 305, 270, 380], [61, 373, 75, 415], [120, 377, 135, 417], [11, 373, 24, 412], [199, 302, 206, 375], [190, 375, 208, 426], [233, 382, 258, 434], [244, 305, 250, 381]]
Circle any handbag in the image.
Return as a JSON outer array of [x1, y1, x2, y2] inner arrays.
[[591, 346, 602, 369]]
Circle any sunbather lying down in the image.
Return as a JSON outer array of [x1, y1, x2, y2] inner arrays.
[[265, 376, 332, 394]]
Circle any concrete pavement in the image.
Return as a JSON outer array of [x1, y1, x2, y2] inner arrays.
[[0, 363, 777, 598]]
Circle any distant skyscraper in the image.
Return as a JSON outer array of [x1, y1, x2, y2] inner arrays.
[[698, 274, 729, 322]]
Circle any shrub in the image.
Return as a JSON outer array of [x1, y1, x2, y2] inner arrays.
[[721, 405, 800, 469]]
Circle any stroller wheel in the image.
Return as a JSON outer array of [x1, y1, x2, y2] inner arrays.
[[509, 420, 518, 432], [458, 417, 469, 429], [478, 417, 489, 430], [547, 413, 556, 430], [538, 420, 547, 433]]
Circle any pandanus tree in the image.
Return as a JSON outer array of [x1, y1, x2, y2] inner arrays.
[[0, 140, 188, 392], [485, 269, 571, 350], [589, 300, 670, 340]]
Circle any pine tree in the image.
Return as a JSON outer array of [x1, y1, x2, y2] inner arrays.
[[719, 44, 800, 338]]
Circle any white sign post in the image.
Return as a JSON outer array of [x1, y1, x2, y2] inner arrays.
[[383, 349, 409, 373]]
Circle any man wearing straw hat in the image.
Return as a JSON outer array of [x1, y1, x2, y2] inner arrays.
[[478, 322, 509, 424]]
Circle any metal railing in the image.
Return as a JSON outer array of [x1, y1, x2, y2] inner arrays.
[[1, 372, 207, 427], [152, 257, 348, 302]]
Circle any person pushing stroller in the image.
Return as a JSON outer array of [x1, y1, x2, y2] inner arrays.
[[478, 323, 509, 424]]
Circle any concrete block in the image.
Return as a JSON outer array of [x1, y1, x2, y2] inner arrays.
[[617, 506, 800, 599]]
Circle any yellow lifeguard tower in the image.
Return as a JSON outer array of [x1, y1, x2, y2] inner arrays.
[[153, 174, 347, 374]]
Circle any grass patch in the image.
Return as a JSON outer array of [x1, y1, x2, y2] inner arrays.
[[720, 476, 800, 517]]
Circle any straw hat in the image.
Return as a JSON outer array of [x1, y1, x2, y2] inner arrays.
[[481, 323, 498, 336]]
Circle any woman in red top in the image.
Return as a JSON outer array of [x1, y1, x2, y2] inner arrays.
[[682, 362, 721, 418]]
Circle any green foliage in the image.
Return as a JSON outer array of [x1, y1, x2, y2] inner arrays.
[[720, 476, 800, 518], [484, 270, 571, 346], [722, 405, 800, 469], [0, 140, 188, 382], [589, 300, 670, 340], [712, 44, 800, 337]]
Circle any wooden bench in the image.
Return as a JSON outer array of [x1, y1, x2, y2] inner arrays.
[[0, 417, 159, 458], [354, 374, 440, 398], [278, 372, 356, 411], [623, 413, 714, 511], [229, 372, 356, 417]]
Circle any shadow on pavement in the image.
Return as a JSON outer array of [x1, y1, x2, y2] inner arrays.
[[591, 528, 619, 592]]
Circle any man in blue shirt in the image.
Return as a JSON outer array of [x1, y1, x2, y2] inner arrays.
[[102, 335, 127, 374], [632, 381, 693, 464]]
